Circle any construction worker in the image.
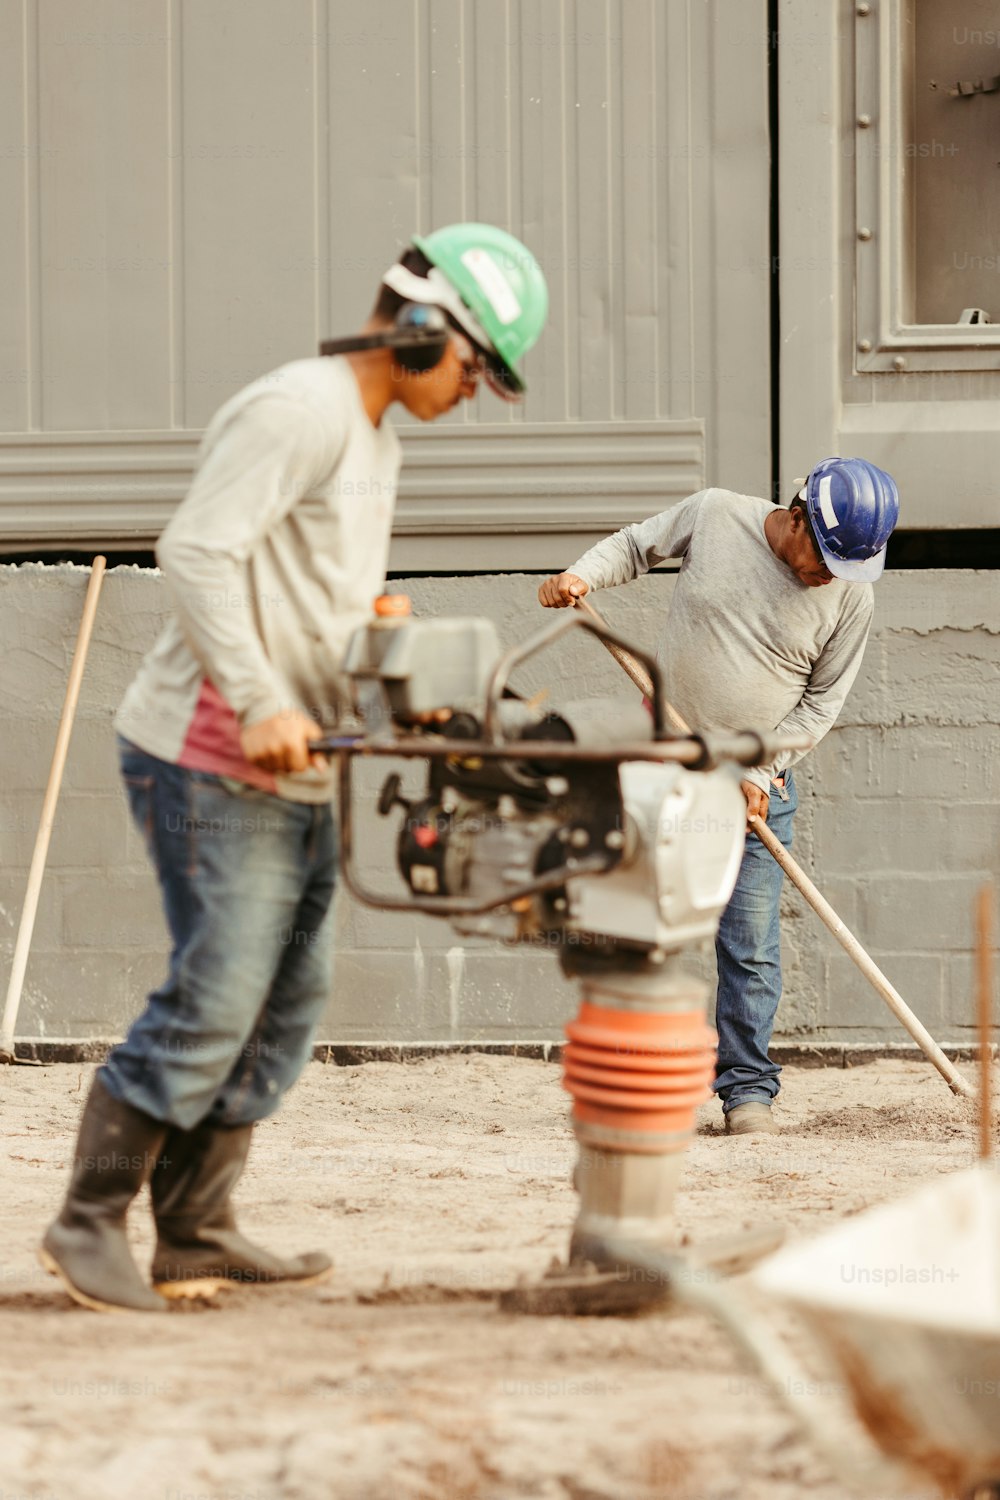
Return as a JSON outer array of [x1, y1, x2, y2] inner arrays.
[[538, 460, 899, 1135], [41, 224, 549, 1312]]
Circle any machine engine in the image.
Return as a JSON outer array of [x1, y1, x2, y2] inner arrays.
[[335, 604, 766, 965]]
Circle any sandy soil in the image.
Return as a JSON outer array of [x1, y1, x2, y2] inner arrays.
[[0, 1054, 993, 1500]]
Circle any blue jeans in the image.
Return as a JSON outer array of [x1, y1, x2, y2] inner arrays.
[[101, 740, 337, 1130], [713, 771, 797, 1112]]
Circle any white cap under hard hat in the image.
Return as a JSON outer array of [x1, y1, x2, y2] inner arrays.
[[380, 262, 499, 356]]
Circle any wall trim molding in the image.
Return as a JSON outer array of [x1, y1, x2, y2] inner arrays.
[[0, 420, 704, 555]]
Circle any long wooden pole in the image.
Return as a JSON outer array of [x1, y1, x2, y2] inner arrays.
[[574, 594, 975, 1099], [0, 557, 107, 1062], [977, 882, 995, 1160], [747, 818, 973, 1098]]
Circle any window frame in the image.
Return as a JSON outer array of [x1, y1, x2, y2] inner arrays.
[[853, 0, 1000, 374]]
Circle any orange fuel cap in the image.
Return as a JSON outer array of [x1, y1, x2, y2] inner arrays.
[[374, 594, 412, 618]]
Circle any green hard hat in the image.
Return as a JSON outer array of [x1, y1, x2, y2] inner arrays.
[[412, 223, 548, 396]]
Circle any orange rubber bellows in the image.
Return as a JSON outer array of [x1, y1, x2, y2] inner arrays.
[[562, 1001, 716, 1151]]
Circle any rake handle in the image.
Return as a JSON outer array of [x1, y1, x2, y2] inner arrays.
[[0, 557, 107, 1059], [749, 815, 973, 1097], [978, 883, 996, 1157]]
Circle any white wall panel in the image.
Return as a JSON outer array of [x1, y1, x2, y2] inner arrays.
[[325, 0, 420, 327], [34, 0, 173, 431], [178, 0, 321, 427], [615, 0, 660, 423], [657, 0, 695, 429], [0, 0, 31, 433]]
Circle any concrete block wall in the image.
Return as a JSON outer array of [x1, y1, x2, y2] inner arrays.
[[1, 564, 997, 1047], [788, 575, 1000, 1042]]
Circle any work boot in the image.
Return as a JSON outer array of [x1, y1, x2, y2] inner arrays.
[[40, 1077, 169, 1313], [724, 1102, 776, 1136], [149, 1121, 333, 1299]]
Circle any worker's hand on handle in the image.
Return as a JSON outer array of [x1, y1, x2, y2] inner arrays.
[[537, 573, 589, 608], [241, 710, 326, 775], [741, 780, 770, 834]]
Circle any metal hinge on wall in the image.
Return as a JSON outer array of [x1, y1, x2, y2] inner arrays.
[[947, 75, 1000, 99]]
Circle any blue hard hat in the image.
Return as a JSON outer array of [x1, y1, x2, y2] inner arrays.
[[803, 457, 900, 582]]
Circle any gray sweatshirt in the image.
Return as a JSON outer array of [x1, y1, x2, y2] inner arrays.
[[116, 357, 401, 803], [569, 489, 874, 793]]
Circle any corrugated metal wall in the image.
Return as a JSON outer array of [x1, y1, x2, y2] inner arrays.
[[0, 0, 772, 563]]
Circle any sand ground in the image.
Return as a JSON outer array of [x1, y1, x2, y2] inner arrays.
[[0, 1054, 992, 1500]]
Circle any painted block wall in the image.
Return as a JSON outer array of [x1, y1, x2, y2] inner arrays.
[[1, 565, 997, 1046]]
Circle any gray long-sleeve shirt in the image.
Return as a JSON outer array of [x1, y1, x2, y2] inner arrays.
[[115, 357, 401, 803], [569, 489, 874, 793]]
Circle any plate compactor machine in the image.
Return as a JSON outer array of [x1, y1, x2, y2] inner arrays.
[[315, 598, 808, 1308]]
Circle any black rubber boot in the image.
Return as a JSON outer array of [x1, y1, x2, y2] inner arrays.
[[149, 1121, 333, 1299], [40, 1077, 169, 1313]]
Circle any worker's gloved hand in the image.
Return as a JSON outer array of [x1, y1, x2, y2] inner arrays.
[[241, 711, 326, 775], [740, 779, 770, 833], [537, 573, 589, 608]]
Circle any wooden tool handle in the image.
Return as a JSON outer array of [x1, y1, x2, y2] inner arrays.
[[750, 813, 974, 1099], [977, 882, 996, 1157], [0, 557, 107, 1057]]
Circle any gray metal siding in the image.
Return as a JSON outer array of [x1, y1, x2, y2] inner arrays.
[[0, 0, 771, 560]]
